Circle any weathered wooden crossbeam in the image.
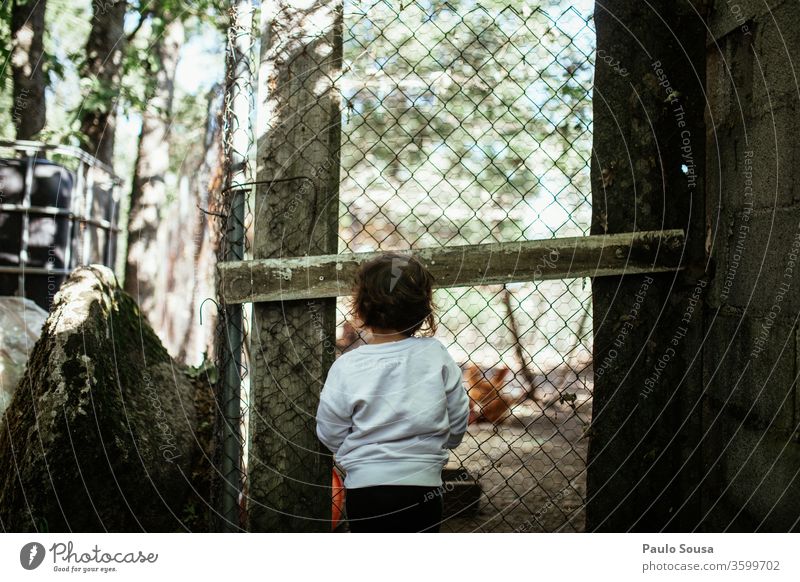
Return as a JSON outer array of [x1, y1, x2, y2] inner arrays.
[[218, 229, 685, 304]]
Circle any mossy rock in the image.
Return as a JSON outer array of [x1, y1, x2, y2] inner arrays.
[[0, 266, 215, 532]]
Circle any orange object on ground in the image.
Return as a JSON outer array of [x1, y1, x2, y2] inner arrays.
[[332, 468, 346, 531], [466, 364, 514, 424]]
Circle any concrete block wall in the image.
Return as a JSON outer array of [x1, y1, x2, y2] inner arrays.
[[703, 0, 800, 531]]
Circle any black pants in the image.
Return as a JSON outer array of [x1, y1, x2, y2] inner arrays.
[[345, 485, 443, 532]]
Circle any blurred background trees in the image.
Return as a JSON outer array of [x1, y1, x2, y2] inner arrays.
[[1, 0, 226, 364], [337, 0, 594, 372], [9, 0, 47, 140], [1, 0, 594, 372], [340, 0, 593, 251]]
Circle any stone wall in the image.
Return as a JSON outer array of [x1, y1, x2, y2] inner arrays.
[[588, 0, 800, 531], [702, 0, 800, 531]]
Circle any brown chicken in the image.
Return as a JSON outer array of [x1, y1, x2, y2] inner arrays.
[[465, 363, 517, 425]]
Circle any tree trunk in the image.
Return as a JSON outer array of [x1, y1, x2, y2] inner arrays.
[[586, 0, 708, 531], [176, 86, 225, 364], [78, 0, 127, 166], [247, 0, 343, 532], [10, 0, 47, 139], [124, 19, 184, 322]]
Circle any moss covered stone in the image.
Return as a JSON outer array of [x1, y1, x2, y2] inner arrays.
[[0, 266, 214, 532]]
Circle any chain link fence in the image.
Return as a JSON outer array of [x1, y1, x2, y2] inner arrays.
[[335, 0, 595, 532], [218, 0, 595, 532]]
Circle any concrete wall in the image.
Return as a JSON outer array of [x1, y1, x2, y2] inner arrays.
[[588, 0, 799, 531], [702, 0, 800, 531]]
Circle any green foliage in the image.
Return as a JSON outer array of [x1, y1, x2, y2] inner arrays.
[[7, 0, 227, 150], [119, 34, 160, 113], [340, 1, 595, 250], [0, 3, 11, 93], [186, 352, 219, 385]]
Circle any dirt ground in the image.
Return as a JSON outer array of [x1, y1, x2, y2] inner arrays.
[[334, 368, 593, 533], [441, 379, 592, 533]]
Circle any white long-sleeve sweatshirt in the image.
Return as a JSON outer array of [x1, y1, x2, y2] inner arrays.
[[316, 336, 470, 489]]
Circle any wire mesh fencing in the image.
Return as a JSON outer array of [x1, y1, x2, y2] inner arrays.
[[219, 0, 595, 532], [335, 0, 595, 532]]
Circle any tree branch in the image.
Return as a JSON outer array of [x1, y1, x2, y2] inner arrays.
[[502, 285, 540, 400]]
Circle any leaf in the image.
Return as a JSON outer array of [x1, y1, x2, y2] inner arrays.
[[186, 352, 219, 384]]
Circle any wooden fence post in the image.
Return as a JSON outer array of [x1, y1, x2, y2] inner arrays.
[[248, 0, 342, 532]]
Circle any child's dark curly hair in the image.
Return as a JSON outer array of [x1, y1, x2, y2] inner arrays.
[[352, 252, 436, 337]]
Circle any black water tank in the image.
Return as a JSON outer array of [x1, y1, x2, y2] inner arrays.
[[0, 158, 74, 310]]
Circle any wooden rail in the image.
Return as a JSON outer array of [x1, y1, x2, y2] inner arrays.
[[218, 229, 685, 304]]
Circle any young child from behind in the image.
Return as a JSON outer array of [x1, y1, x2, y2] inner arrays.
[[316, 252, 470, 533]]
